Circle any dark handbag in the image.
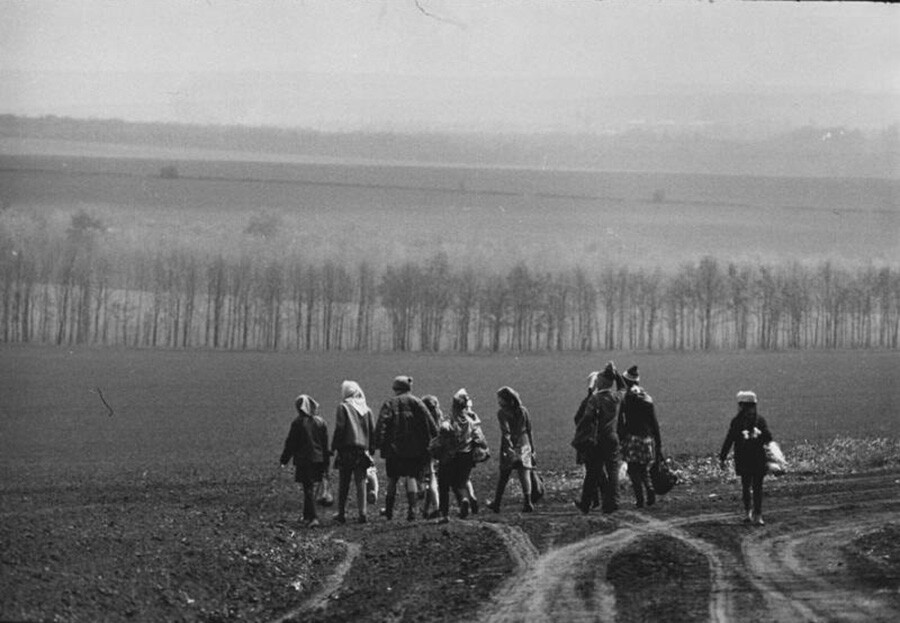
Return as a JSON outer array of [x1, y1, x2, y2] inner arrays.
[[530, 469, 545, 503], [650, 456, 678, 495]]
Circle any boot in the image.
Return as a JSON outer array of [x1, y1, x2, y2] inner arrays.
[[645, 485, 656, 507], [406, 492, 418, 521], [632, 480, 645, 508], [383, 494, 395, 520]]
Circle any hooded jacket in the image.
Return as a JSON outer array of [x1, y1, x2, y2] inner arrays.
[[280, 395, 330, 467]]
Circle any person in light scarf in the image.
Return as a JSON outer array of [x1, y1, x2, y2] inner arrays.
[[331, 380, 375, 524]]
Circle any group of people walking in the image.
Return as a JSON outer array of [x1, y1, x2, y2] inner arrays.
[[280, 362, 776, 527], [279, 375, 536, 526]]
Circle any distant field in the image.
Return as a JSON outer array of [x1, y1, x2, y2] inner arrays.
[[2, 346, 897, 486], [1, 152, 897, 269]]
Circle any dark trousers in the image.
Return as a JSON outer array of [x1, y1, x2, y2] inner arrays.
[[627, 462, 655, 507], [741, 473, 764, 515], [580, 442, 619, 512], [438, 452, 474, 517], [299, 474, 317, 521]]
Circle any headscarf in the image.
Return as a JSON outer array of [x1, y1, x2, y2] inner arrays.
[[341, 380, 369, 416], [294, 394, 319, 417], [496, 386, 522, 410], [587, 371, 600, 392]]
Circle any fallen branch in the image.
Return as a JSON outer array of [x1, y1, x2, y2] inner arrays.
[[94, 387, 115, 417]]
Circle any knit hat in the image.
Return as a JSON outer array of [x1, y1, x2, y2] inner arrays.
[[392, 375, 412, 392], [294, 394, 319, 416], [623, 365, 640, 383], [736, 390, 757, 404]]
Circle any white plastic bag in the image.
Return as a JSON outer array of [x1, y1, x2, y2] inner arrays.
[[765, 441, 787, 475]]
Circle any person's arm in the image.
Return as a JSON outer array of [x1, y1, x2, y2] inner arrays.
[[650, 403, 662, 455], [524, 408, 536, 459], [719, 422, 735, 466], [331, 405, 346, 454], [375, 402, 393, 455], [280, 420, 298, 465], [499, 410, 513, 456], [365, 410, 376, 454]]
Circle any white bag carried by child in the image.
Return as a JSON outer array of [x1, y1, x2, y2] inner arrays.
[[765, 441, 787, 476]]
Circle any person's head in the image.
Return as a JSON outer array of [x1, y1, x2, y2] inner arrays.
[[623, 365, 640, 388], [422, 394, 442, 419], [736, 390, 758, 416], [592, 362, 617, 391], [294, 394, 319, 417], [496, 386, 521, 410], [392, 375, 413, 394], [452, 388, 472, 416], [341, 380, 365, 401]]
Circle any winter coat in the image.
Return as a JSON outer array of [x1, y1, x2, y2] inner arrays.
[[498, 405, 534, 470], [332, 402, 375, 454], [618, 386, 662, 452], [719, 412, 773, 476], [280, 413, 330, 480], [571, 387, 625, 453], [376, 392, 438, 460]]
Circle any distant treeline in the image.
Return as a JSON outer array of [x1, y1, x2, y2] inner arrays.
[[1, 114, 897, 178], [1, 228, 897, 352]]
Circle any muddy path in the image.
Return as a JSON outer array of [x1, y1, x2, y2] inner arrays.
[[477, 471, 900, 623]]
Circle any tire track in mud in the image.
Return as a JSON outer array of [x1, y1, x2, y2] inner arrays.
[[741, 509, 900, 623], [480, 511, 734, 623], [269, 535, 361, 623]]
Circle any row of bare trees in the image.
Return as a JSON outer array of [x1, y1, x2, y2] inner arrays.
[[2, 235, 898, 352]]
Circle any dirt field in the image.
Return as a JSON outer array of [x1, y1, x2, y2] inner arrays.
[[2, 465, 898, 622], [2, 346, 898, 621]]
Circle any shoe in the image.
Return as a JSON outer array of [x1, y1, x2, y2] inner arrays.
[[646, 492, 656, 507], [407, 509, 416, 521], [333, 513, 346, 525], [459, 499, 470, 519], [744, 510, 753, 524], [486, 501, 500, 514], [357, 515, 367, 524], [438, 516, 450, 524], [470, 499, 479, 515], [754, 515, 765, 526], [574, 501, 589, 514], [522, 503, 535, 513], [308, 518, 320, 528], [601, 504, 618, 515], [426, 510, 441, 520]]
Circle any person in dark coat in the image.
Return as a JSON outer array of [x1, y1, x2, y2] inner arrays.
[[619, 365, 662, 508], [572, 361, 626, 514], [487, 386, 536, 514], [331, 380, 375, 524], [280, 394, 330, 527], [375, 375, 438, 520], [574, 370, 601, 509], [719, 391, 774, 525]]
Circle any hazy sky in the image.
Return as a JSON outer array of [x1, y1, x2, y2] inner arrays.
[[2, 0, 898, 131]]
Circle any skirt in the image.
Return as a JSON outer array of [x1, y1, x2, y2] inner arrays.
[[622, 435, 656, 466], [386, 456, 428, 479]]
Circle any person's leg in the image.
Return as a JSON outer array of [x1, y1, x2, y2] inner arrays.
[[517, 467, 534, 512], [437, 464, 451, 520], [405, 473, 419, 520], [302, 475, 317, 523], [642, 464, 656, 507], [579, 451, 600, 513], [489, 468, 511, 512], [627, 462, 644, 507], [353, 464, 368, 521], [456, 454, 474, 518], [336, 462, 352, 521], [466, 478, 478, 514], [753, 473, 764, 524], [740, 474, 753, 522], [384, 475, 398, 520]]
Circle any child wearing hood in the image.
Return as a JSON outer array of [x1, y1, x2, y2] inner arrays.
[[332, 380, 376, 524], [719, 391, 774, 526], [280, 394, 331, 527]]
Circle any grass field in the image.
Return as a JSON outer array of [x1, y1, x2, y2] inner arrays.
[[2, 153, 897, 270], [2, 346, 897, 486]]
